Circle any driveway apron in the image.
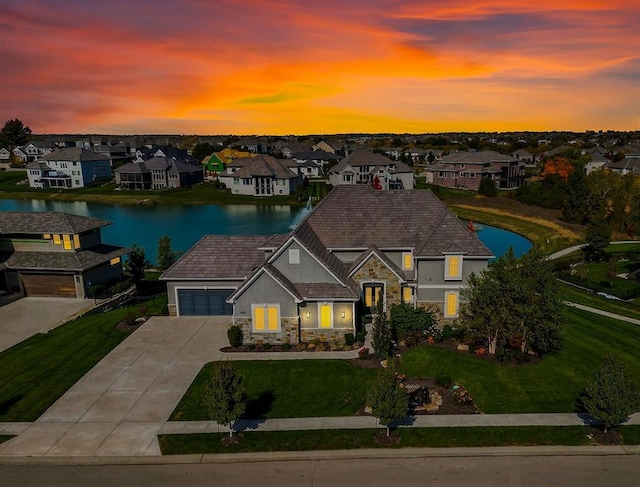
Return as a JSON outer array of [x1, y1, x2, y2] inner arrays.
[[0, 316, 229, 457]]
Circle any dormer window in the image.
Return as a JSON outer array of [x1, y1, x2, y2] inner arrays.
[[445, 255, 463, 280]]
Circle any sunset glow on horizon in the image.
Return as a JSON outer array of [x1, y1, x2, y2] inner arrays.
[[0, 0, 638, 135]]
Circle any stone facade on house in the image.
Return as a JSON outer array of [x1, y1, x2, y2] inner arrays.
[[239, 316, 299, 345], [351, 256, 402, 309]]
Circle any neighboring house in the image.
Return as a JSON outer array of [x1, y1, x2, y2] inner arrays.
[[312, 140, 341, 154], [219, 154, 302, 196], [21, 141, 54, 162], [114, 157, 204, 190], [26, 148, 112, 189], [202, 148, 255, 175], [160, 185, 492, 345], [585, 151, 610, 174], [292, 151, 340, 177], [280, 141, 309, 159], [0, 147, 10, 161], [605, 154, 640, 175], [425, 151, 525, 191], [0, 212, 127, 298], [510, 149, 535, 163], [328, 149, 414, 190], [134, 146, 189, 162]]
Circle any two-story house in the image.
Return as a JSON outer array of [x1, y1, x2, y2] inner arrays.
[[328, 149, 414, 190], [219, 154, 302, 196], [160, 185, 492, 345], [114, 157, 204, 190], [0, 212, 127, 298], [26, 148, 113, 189]]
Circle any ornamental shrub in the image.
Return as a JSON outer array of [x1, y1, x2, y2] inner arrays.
[[345, 333, 355, 346], [227, 324, 243, 347], [435, 371, 453, 388]]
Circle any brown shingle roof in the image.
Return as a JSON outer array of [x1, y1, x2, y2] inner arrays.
[[302, 185, 492, 257], [228, 155, 298, 179], [0, 211, 111, 234], [160, 235, 270, 280], [441, 150, 517, 163], [6, 244, 127, 272], [42, 147, 109, 162]]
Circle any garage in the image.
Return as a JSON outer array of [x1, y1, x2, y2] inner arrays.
[[21, 273, 77, 297], [177, 288, 234, 316]]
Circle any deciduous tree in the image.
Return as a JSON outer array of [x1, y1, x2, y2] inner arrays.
[[0, 118, 31, 148], [203, 362, 247, 438], [124, 243, 149, 283], [156, 236, 176, 271]]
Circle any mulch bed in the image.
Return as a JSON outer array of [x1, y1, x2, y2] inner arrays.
[[588, 428, 623, 445]]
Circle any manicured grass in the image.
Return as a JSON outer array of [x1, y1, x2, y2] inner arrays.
[[400, 307, 640, 413], [169, 360, 378, 421], [158, 425, 604, 454], [561, 283, 640, 321], [0, 302, 154, 422]]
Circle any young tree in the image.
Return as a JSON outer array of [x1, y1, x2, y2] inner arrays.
[[202, 362, 247, 438], [580, 355, 640, 432], [0, 118, 31, 148], [156, 235, 176, 271], [367, 366, 408, 437], [584, 218, 610, 262], [124, 243, 149, 283], [371, 291, 393, 359]]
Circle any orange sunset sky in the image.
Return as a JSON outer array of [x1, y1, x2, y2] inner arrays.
[[0, 0, 638, 135]]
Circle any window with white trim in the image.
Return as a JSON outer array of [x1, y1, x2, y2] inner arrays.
[[318, 302, 333, 329], [402, 286, 413, 304], [444, 255, 463, 280], [402, 252, 413, 270], [252, 304, 280, 332], [444, 291, 459, 318]]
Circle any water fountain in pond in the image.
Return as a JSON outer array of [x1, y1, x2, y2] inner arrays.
[[289, 197, 313, 229]]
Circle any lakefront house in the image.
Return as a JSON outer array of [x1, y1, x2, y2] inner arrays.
[[160, 185, 492, 345]]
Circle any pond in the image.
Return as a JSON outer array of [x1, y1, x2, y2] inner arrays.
[[0, 199, 531, 263]]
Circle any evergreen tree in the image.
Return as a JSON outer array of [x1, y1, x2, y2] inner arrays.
[[156, 236, 176, 271], [0, 118, 31, 148], [371, 291, 393, 359], [367, 366, 408, 437], [478, 177, 498, 197], [584, 218, 610, 262], [580, 355, 640, 432], [202, 362, 247, 438]]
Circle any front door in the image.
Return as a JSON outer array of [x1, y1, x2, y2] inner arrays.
[[363, 283, 384, 313]]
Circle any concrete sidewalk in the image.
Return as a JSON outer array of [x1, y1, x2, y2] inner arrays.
[[566, 302, 640, 325]]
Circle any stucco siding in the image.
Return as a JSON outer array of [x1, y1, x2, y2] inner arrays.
[[271, 241, 338, 284]]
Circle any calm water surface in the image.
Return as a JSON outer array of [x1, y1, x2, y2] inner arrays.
[[0, 199, 531, 263]]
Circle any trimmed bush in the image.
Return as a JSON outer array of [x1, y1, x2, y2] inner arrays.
[[281, 342, 291, 351], [227, 325, 243, 348], [344, 333, 355, 346], [262, 342, 272, 351]]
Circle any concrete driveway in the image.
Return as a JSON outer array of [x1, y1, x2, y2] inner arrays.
[[0, 297, 93, 353], [0, 316, 229, 457]]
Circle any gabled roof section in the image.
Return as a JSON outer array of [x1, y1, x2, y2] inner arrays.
[[294, 283, 359, 300], [441, 150, 518, 163], [348, 246, 407, 281], [288, 219, 358, 293], [228, 154, 298, 179], [441, 242, 467, 254], [160, 235, 269, 280], [331, 148, 396, 173], [227, 263, 303, 304], [0, 211, 111, 234], [303, 185, 493, 258]]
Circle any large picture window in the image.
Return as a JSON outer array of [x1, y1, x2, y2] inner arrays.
[[252, 304, 280, 332]]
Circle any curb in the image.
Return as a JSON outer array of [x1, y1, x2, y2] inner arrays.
[[1, 445, 640, 466]]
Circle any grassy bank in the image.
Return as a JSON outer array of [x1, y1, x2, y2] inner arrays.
[[561, 283, 640, 320], [158, 425, 640, 454], [0, 301, 160, 422]]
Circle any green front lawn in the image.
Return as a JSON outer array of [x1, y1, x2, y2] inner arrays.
[[0, 302, 154, 422], [169, 360, 378, 421], [400, 307, 640, 413], [159, 425, 640, 454]]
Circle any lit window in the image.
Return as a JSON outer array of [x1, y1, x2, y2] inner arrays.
[[288, 249, 300, 264], [62, 235, 72, 250], [53, 234, 61, 245], [444, 292, 459, 318], [73, 234, 81, 249], [402, 252, 413, 270], [110, 257, 121, 266], [319, 303, 332, 328], [43, 234, 51, 240], [402, 286, 413, 304], [445, 255, 463, 280], [252, 305, 280, 332]]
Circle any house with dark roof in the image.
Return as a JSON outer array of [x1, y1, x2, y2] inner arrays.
[[26, 148, 112, 189], [160, 185, 492, 345], [219, 154, 302, 196], [605, 154, 640, 175], [114, 157, 204, 190], [328, 149, 414, 190], [0, 212, 127, 298], [425, 150, 526, 191]]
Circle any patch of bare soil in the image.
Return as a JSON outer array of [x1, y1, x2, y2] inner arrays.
[[116, 318, 146, 333], [349, 357, 385, 369], [374, 430, 401, 446], [588, 428, 623, 446], [220, 433, 244, 446]]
